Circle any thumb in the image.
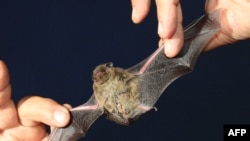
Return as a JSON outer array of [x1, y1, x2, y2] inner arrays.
[[17, 96, 70, 127]]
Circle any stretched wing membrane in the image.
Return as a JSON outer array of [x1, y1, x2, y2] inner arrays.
[[128, 10, 221, 107], [48, 95, 104, 141]]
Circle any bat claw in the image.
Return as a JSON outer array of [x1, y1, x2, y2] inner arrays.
[[153, 107, 158, 111]]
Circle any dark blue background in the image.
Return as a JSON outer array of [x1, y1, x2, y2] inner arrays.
[[1, 0, 250, 141]]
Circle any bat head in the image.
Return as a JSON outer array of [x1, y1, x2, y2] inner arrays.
[[92, 62, 113, 84]]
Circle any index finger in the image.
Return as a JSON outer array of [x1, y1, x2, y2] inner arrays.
[[156, 0, 183, 57], [156, 0, 181, 38]]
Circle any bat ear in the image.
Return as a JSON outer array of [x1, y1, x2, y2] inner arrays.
[[105, 62, 113, 67]]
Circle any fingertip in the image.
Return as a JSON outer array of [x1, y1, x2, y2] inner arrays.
[[156, 0, 183, 41], [53, 106, 70, 126], [0, 60, 11, 106], [0, 60, 10, 91], [163, 23, 183, 58], [164, 39, 183, 58], [164, 41, 175, 58], [164, 38, 183, 58], [156, 0, 179, 38], [131, 8, 139, 23], [131, 0, 151, 24]]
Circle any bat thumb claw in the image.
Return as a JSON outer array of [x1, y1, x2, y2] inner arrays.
[[153, 107, 158, 111]]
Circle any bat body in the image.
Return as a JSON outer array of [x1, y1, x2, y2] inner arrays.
[[48, 10, 221, 141]]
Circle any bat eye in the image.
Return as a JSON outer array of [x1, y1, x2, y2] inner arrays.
[[105, 62, 113, 67]]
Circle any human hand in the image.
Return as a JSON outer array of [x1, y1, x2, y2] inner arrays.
[[205, 0, 250, 51], [0, 60, 70, 141], [131, 0, 250, 57], [131, 0, 183, 58]]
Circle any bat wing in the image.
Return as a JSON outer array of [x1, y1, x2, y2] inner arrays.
[[127, 10, 221, 108], [48, 95, 104, 141]]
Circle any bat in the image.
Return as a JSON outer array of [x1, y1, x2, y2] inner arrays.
[[48, 10, 221, 141]]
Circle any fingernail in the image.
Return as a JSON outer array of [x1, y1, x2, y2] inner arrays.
[[164, 41, 172, 57], [132, 8, 137, 22], [53, 109, 67, 123], [158, 22, 164, 36]]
